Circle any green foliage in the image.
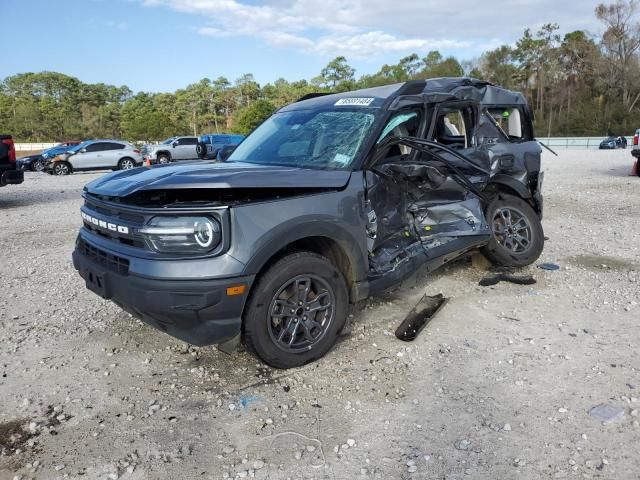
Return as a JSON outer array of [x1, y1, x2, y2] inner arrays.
[[5, 4, 640, 141], [232, 99, 276, 135]]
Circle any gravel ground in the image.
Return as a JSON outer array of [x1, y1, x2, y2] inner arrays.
[[1, 150, 639, 480]]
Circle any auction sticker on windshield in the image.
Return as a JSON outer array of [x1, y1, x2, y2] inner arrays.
[[335, 98, 375, 106]]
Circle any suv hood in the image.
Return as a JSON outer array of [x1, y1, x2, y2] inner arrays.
[[85, 161, 352, 197]]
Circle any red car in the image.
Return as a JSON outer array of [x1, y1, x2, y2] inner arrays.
[[0, 135, 24, 187]]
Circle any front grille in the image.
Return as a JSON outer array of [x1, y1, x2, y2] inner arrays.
[[78, 239, 129, 275], [83, 221, 145, 248], [85, 199, 145, 224], [82, 195, 146, 249]]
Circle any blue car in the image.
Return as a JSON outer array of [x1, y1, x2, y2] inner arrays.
[[599, 136, 627, 149], [196, 134, 245, 160]]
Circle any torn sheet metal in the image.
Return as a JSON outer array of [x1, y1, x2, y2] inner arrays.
[[395, 293, 449, 341], [413, 198, 488, 241], [369, 232, 423, 275]]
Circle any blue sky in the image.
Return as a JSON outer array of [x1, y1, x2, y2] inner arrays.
[[3, 0, 603, 93]]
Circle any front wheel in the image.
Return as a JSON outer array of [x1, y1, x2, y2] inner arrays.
[[243, 252, 349, 369], [481, 193, 544, 267], [53, 162, 71, 176], [31, 159, 44, 172], [118, 157, 136, 170], [158, 154, 170, 164]]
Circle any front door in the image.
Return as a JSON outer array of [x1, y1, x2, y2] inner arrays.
[[365, 102, 491, 277], [172, 137, 198, 160], [71, 142, 105, 170]]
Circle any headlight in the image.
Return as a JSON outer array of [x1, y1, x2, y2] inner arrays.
[[139, 216, 221, 254]]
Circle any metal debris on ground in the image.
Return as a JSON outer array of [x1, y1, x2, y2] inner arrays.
[[538, 262, 560, 271], [395, 294, 449, 342], [478, 274, 537, 286], [588, 403, 625, 423]]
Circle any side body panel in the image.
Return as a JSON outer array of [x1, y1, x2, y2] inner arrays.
[[233, 173, 370, 285]]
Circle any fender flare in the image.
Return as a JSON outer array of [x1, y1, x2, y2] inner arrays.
[[155, 150, 171, 160], [489, 174, 531, 199], [242, 219, 369, 286]]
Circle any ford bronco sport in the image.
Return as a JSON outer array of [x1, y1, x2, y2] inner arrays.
[[72, 78, 545, 368]]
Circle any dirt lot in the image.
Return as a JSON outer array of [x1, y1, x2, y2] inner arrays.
[[1, 150, 639, 480]]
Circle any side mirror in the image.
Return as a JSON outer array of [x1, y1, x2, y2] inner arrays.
[[172, 141, 179, 148], [80, 148, 87, 153]]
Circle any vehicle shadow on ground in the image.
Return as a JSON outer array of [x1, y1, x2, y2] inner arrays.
[[0, 189, 83, 210]]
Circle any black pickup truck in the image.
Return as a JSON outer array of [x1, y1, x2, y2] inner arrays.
[[0, 135, 24, 187]]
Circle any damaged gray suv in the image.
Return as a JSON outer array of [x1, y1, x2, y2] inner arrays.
[[73, 78, 544, 368]]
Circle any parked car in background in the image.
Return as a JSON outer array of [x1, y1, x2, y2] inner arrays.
[[18, 153, 45, 171], [19, 141, 83, 171], [45, 140, 142, 175], [143, 136, 198, 164], [196, 134, 245, 160], [0, 134, 24, 187], [599, 135, 627, 149]]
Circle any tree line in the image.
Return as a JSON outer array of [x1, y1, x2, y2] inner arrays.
[[2, 0, 640, 142]]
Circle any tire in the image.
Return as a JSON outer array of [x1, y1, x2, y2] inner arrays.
[[30, 159, 44, 172], [481, 193, 544, 267], [196, 142, 208, 159], [53, 162, 71, 176], [118, 157, 136, 170], [243, 252, 349, 369], [158, 154, 170, 164]]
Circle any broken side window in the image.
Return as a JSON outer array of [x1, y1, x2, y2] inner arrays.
[[487, 107, 526, 142], [431, 106, 475, 150], [376, 110, 422, 159]]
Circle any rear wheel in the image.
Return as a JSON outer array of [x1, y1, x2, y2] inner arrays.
[[481, 193, 544, 267], [243, 252, 349, 369], [118, 157, 135, 170], [53, 162, 71, 176]]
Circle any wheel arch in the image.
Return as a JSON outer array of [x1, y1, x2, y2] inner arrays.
[[488, 175, 531, 199], [486, 175, 541, 214], [244, 234, 365, 307], [55, 160, 73, 174], [156, 150, 171, 160]]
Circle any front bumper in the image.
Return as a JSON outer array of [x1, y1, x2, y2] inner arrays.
[[72, 237, 254, 346], [0, 168, 24, 186]]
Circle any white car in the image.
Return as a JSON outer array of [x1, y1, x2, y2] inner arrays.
[[46, 140, 143, 175], [143, 136, 199, 164]]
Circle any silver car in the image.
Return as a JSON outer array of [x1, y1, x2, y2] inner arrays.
[[46, 140, 143, 175], [143, 136, 199, 164]]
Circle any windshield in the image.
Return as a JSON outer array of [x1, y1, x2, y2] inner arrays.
[[161, 137, 176, 144], [227, 110, 376, 170], [67, 140, 92, 153]]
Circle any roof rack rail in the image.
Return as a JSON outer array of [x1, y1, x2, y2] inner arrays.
[[395, 80, 427, 96], [296, 92, 333, 102]]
